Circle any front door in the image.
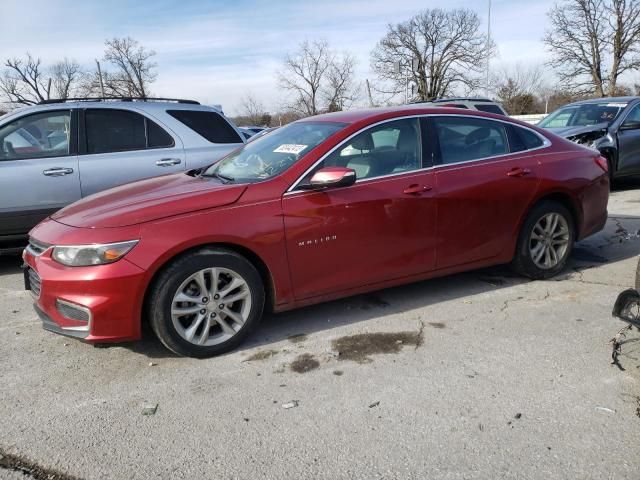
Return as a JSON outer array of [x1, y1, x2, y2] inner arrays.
[[0, 109, 80, 238], [282, 117, 437, 300], [616, 103, 640, 176]]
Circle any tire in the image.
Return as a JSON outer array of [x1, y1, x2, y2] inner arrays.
[[511, 200, 575, 280], [147, 248, 265, 358]]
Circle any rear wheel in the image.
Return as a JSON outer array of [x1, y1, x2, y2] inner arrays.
[[148, 248, 264, 357], [511, 201, 575, 279]]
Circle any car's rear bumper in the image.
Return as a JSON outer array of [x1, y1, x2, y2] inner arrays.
[[577, 174, 609, 240], [23, 248, 146, 343]]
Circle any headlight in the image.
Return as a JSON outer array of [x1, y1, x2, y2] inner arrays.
[[51, 240, 138, 267]]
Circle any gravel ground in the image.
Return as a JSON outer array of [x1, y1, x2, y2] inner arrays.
[[1, 183, 639, 480]]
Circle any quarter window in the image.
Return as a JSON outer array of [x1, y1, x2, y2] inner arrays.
[[312, 118, 422, 181], [511, 126, 544, 151], [85, 109, 174, 154], [167, 110, 242, 144], [0, 110, 71, 161], [434, 116, 509, 164]]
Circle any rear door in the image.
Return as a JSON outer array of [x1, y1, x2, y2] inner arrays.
[[78, 107, 185, 197], [428, 115, 543, 269], [0, 108, 80, 237]]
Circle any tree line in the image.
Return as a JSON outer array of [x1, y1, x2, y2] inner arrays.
[[3, 0, 640, 122]]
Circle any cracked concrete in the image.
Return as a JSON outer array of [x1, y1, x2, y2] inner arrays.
[[0, 185, 639, 479]]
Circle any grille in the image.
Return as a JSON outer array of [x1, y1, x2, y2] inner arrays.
[[28, 268, 41, 298], [26, 238, 50, 256], [56, 300, 91, 322]]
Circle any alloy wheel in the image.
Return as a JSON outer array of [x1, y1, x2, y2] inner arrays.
[[528, 213, 570, 270], [170, 267, 252, 346]]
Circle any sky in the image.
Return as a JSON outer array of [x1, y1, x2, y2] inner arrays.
[[1, 0, 555, 115]]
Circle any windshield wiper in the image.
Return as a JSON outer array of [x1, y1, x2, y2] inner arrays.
[[200, 171, 235, 183]]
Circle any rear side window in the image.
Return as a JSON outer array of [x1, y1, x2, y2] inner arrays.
[[167, 110, 242, 144], [510, 126, 545, 152], [85, 109, 174, 154], [475, 104, 505, 115], [434, 116, 509, 164]]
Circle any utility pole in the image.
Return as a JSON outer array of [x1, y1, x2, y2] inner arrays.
[[366, 79, 374, 107], [95, 59, 106, 97], [486, 0, 492, 98]]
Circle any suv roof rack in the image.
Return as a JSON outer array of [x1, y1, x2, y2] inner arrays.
[[430, 97, 492, 103], [38, 97, 201, 105]]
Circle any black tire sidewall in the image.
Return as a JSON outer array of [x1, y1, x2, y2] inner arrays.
[[149, 249, 265, 358], [514, 202, 575, 279]]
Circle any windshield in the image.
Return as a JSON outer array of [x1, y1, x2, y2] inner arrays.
[[203, 121, 346, 183], [539, 102, 627, 128]]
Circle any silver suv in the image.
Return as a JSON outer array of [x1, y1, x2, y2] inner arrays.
[[412, 97, 508, 116], [0, 98, 244, 250]]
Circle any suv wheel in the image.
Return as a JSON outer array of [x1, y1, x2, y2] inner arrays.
[[511, 201, 575, 279], [148, 248, 264, 357]]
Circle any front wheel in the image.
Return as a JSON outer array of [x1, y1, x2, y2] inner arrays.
[[511, 201, 575, 280], [148, 248, 265, 358]]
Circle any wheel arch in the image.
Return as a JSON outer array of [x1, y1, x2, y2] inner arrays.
[[141, 242, 278, 328]]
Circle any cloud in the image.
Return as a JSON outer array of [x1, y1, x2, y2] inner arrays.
[[1, 0, 556, 114]]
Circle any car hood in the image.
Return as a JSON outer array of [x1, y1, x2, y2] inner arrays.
[[544, 122, 609, 138], [51, 173, 247, 228]]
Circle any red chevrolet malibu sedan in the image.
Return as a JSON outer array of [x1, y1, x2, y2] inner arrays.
[[23, 107, 609, 357]]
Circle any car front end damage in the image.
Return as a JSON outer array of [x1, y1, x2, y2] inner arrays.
[[22, 221, 148, 343]]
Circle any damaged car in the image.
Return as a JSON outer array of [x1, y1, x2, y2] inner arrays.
[[539, 97, 640, 180]]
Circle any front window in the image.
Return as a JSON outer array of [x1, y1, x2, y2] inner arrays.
[[539, 102, 627, 128], [0, 110, 71, 161], [203, 121, 345, 183]]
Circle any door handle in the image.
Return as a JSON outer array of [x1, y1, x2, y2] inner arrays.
[[403, 184, 432, 195], [507, 167, 531, 177], [43, 167, 74, 176], [156, 158, 182, 167]]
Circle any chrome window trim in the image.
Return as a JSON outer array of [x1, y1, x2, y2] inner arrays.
[[56, 298, 92, 332], [284, 113, 552, 194]]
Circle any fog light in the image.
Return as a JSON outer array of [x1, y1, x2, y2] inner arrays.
[[55, 299, 91, 323]]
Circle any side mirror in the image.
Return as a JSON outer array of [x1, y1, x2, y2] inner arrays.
[[303, 167, 356, 190], [620, 121, 640, 131]]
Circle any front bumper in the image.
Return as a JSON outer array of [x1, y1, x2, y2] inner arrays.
[[613, 289, 640, 328], [23, 247, 147, 343]]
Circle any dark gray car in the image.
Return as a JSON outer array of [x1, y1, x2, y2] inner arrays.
[[0, 98, 244, 251], [538, 96, 640, 179]]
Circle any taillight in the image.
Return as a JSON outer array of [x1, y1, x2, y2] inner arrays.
[[595, 156, 608, 173]]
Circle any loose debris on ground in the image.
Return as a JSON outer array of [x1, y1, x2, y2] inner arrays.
[[282, 400, 299, 409], [0, 448, 81, 480], [141, 403, 158, 416]]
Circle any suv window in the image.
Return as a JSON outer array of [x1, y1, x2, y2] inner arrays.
[[85, 109, 174, 154], [474, 104, 505, 115], [434, 116, 508, 164], [0, 110, 71, 161], [167, 110, 242, 144], [309, 118, 421, 181]]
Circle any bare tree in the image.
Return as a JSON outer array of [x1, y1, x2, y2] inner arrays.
[[544, 0, 640, 97], [237, 94, 272, 126], [371, 9, 494, 102], [50, 58, 83, 99], [492, 64, 545, 114], [278, 40, 330, 116], [102, 37, 157, 97], [324, 53, 360, 111], [277, 40, 359, 115], [0, 54, 51, 105]]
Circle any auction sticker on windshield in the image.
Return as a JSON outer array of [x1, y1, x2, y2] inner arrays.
[[274, 144, 307, 155]]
